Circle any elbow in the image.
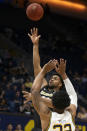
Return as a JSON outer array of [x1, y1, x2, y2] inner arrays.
[[31, 85, 39, 95], [31, 85, 36, 95], [31, 89, 36, 97], [31, 86, 40, 100]]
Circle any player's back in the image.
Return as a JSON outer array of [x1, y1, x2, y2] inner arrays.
[[47, 110, 75, 131]]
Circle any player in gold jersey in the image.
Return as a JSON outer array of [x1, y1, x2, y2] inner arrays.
[[31, 60, 75, 131]]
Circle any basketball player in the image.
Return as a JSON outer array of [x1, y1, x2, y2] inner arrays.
[[26, 28, 77, 117], [31, 59, 75, 131]]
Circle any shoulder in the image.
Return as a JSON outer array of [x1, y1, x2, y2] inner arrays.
[[65, 110, 75, 122], [65, 110, 72, 116], [66, 104, 76, 118]]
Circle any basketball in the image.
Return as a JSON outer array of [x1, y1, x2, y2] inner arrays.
[[26, 3, 44, 21]]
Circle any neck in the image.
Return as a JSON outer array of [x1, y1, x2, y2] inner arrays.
[[54, 85, 62, 91], [54, 108, 64, 114], [54, 87, 59, 92]]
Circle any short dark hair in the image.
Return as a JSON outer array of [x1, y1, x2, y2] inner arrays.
[[52, 91, 70, 110]]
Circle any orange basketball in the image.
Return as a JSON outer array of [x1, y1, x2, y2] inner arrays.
[[26, 3, 44, 21]]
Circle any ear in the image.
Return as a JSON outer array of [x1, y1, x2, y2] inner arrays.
[[58, 82, 62, 88]]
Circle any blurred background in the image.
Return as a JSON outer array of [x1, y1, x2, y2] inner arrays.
[[0, 0, 87, 131]]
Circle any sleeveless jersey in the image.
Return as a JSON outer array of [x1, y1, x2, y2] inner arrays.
[[40, 86, 54, 99], [47, 111, 75, 131]]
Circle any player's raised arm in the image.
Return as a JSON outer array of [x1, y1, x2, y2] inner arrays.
[[28, 27, 47, 87], [28, 27, 41, 77], [31, 60, 57, 115], [55, 58, 77, 118]]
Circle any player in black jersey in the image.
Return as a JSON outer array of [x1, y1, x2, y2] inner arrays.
[[28, 28, 66, 97], [23, 28, 77, 118]]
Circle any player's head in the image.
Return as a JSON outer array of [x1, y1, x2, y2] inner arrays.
[[52, 91, 70, 112], [49, 73, 65, 91]]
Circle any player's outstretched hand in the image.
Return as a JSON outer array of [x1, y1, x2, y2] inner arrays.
[[22, 91, 32, 104], [28, 27, 41, 45], [55, 58, 66, 77], [43, 59, 58, 74]]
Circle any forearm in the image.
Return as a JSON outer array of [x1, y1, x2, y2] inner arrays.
[[33, 45, 48, 87], [31, 69, 49, 114], [33, 45, 41, 77], [63, 77, 77, 108], [32, 68, 46, 92]]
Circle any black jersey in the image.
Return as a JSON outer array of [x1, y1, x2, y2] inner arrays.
[[40, 86, 55, 99]]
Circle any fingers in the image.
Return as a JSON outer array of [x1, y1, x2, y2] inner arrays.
[[38, 35, 41, 39], [48, 58, 66, 67], [48, 60, 53, 63], [33, 27, 36, 35], [28, 27, 41, 43], [60, 58, 66, 64], [36, 28, 38, 36], [60, 58, 64, 64], [31, 28, 33, 34], [22, 91, 30, 98], [22, 91, 31, 103], [53, 59, 58, 65], [22, 92, 30, 98], [55, 65, 58, 72], [23, 94, 31, 104], [54, 60, 59, 72], [52, 59, 58, 67], [22, 91, 29, 95], [48, 59, 57, 65], [30, 27, 38, 36], [24, 100, 27, 104], [28, 33, 31, 38], [54, 58, 67, 73], [44, 58, 66, 74], [24, 99, 30, 104], [49, 59, 56, 63], [48, 59, 58, 69], [23, 94, 29, 98], [48, 59, 55, 67]]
